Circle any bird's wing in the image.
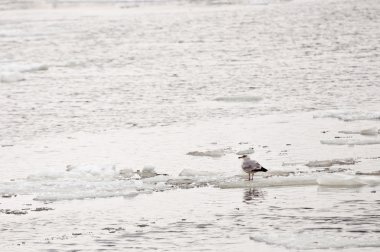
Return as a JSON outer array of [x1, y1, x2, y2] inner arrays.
[[242, 160, 262, 172]]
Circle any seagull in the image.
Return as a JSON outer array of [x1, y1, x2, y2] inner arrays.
[[238, 154, 268, 180]]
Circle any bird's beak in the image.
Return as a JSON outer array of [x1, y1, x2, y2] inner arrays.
[[238, 156, 244, 159]]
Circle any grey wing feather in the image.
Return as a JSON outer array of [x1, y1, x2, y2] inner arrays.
[[242, 160, 262, 172]]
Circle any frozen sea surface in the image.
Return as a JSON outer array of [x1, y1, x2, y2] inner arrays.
[[1, 0, 380, 251], [1, 113, 380, 251]]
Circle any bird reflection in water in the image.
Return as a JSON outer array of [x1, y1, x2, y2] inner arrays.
[[243, 188, 264, 204]]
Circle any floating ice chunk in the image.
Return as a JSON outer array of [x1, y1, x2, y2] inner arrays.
[[142, 175, 172, 183], [305, 158, 356, 167], [250, 232, 380, 250], [214, 96, 262, 103], [60, 164, 119, 180], [317, 174, 380, 187], [2, 63, 48, 73], [264, 170, 295, 176], [360, 127, 379, 136], [2, 175, 146, 201], [282, 162, 304, 166], [4, 169, 380, 202], [338, 130, 360, 134], [320, 139, 380, 145], [63, 61, 85, 68], [359, 176, 380, 186], [317, 174, 361, 186], [68, 164, 116, 177], [187, 149, 225, 158], [19, 64, 48, 72], [217, 175, 318, 189], [119, 168, 135, 178], [314, 111, 380, 121], [0, 63, 48, 82], [131, 173, 141, 179], [27, 170, 66, 181], [218, 174, 380, 189], [356, 170, 380, 176], [137, 166, 158, 178], [179, 169, 219, 177], [1, 209, 27, 215], [155, 181, 167, 190], [236, 147, 255, 155], [166, 178, 194, 186], [339, 127, 379, 136], [34, 190, 139, 201], [119, 166, 167, 179], [0, 72, 25, 83]]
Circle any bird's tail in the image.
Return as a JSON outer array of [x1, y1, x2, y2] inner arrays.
[[260, 167, 268, 172]]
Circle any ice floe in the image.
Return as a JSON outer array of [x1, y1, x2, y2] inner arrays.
[[136, 166, 168, 178], [360, 127, 379, 135], [339, 127, 379, 136], [250, 232, 380, 250], [1, 165, 380, 201], [214, 96, 262, 103], [118, 168, 137, 178], [305, 158, 356, 167], [217, 175, 318, 189], [320, 139, 380, 146], [236, 147, 255, 155], [186, 149, 225, 158], [314, 111, 380, 121], [356, 170, 380, 176], [317, 174, 380, 187], [0, 72, 25, 83], [213, 173, 380, 189], [0, 63, 48, 83], [282, 162, 304, 167], [2, 63, 49, 73]]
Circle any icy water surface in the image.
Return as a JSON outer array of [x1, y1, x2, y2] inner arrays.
[[0, 0, 379, 143], [1, 114, 380, 251], [1, 185, 380, 251], [1, 0, 380, 251]]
